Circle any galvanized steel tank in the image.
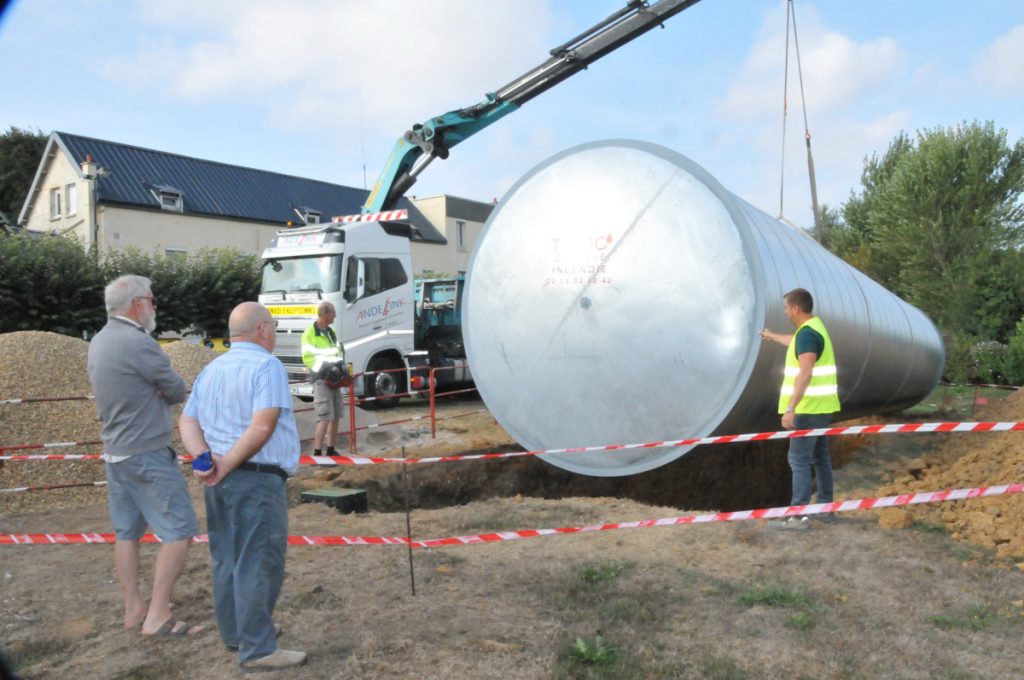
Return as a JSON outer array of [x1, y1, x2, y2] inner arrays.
[[463, 140, 944, 477]]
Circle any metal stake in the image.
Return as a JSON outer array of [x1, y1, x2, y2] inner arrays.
[[402, 446, 417, 596]]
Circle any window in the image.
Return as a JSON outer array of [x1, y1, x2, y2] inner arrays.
[[456, 220, 466, 251], [344, 256, 409, 301], [159, 191, 183, 211], [150, 185, 183, 212], [65, 184, 78, 215], [296, 208, 321, 225], [49, 187, 62, 219]]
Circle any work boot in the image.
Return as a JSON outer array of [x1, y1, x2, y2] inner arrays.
[[241, 648, 307, 672]]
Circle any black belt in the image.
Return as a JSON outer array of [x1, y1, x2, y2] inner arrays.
[[237, 461, 288, 481]]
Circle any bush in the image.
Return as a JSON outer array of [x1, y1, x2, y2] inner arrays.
[[970, 340, 1008, 384], [0, 232, 261, 338], [0, 232, 106, 336], [942, 331, 975, 384], [1004, 317, 1024, 385]]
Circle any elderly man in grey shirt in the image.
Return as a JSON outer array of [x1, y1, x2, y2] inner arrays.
[[87, 274, 201, 638]]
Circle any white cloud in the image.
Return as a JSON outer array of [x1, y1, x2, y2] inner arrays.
[[974, 24, 1024, 94], [103, 0, 553, 136], [720, 4, 903, 120]]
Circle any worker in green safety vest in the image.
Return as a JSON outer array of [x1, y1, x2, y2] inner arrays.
[[760, 287, 841, 529], [301, 301, 345, 457]]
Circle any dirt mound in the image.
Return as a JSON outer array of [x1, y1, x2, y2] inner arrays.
[[0, 331, 218, 513], [876, 387, 1024, 557]]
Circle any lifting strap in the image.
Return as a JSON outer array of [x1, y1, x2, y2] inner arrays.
[[777, 0, 822, 240]]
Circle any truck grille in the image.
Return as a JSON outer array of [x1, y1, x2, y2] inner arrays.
[[274, 330, 307, 382]]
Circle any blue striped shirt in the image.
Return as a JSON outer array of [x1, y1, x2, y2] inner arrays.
[[183, 341, 300, 474]]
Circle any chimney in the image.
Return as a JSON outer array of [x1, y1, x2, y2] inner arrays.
[[82, 153, 97, 178]]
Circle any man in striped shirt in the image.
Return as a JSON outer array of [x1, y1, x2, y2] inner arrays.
[[180, 302, 306, 671]]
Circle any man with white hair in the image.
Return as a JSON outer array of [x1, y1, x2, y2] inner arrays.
[[86, 274, 201, 637]]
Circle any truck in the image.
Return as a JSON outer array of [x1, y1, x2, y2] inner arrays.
[[258, 213, 469, 408], [259, 0, 702, 406]]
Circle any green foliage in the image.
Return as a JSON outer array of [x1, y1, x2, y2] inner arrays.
[[568, 635, 620, 665], [0, 232, 106, 335], [0, 231, 261, 338], [970, 340, 1007, 384], [942, 331, 976, 383], [737, 583, 812, 609], [1004, 317, 1024, 385], [0, 126, 47, 223], [578, 562, 626, 584], [842, 121, 1024, 341], [784, 611, 815, 630], [186, 248, 262, 338]]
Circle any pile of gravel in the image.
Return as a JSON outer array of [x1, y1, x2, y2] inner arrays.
[[0, 331, 218, 515]]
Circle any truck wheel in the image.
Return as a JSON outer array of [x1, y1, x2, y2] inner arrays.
[[363, 356, 404, 409]]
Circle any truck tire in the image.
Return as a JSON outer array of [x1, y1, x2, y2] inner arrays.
[[363, 356, 404, 409]]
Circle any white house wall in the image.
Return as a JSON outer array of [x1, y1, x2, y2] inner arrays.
[[410, 195, 486, 276], [98, 206, 281, 255], [22, 149, 92, 245]]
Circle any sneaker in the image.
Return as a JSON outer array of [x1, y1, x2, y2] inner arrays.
[[226, 623, 282, 652], [241, 648, 307, 672], [817, 512, 838, 524], [769, 517, 810, 531]]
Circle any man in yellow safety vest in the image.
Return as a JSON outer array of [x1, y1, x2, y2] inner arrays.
[[760, 288, 841, 529], [301, 301, 345, 456]]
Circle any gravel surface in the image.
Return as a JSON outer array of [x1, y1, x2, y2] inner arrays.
[[0, 331, 218, 515]]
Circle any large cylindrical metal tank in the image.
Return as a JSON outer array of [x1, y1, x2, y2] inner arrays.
[[462, 140, 944, 477]]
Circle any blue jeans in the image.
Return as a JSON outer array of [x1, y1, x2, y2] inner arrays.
[[204, 469, 288, 662], [787, 413, 834, 506]]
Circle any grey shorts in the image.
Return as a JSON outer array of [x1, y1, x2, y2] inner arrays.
[[105, 447, 199, 542], [313, 379, 344, 421]]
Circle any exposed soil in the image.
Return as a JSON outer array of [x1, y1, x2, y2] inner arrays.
[[3, 331, 1024, 679]]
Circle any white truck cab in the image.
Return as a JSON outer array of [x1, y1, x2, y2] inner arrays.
[[258, 218, 420, 407]]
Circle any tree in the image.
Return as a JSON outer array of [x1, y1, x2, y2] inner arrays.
[[0, 126, 47, 223], [842, 121, 1024, 339]]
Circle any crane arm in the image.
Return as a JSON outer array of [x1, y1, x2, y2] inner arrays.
[[363, 0, 703, 213]]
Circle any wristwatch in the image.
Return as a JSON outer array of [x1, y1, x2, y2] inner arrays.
[[785, 406, 795, 413]]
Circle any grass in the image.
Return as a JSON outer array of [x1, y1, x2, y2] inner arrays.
[[7, 638, 72, 672], [578, 561, 627, 584], [931, 604, 998, 631], [902, 383, 1016, 417], [737, 583, 812, 609]]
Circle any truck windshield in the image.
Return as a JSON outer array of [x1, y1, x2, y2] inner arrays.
[[261, 256, 343, 294]]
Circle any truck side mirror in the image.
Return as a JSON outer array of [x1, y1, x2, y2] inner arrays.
[[357, 259, 366, 300]]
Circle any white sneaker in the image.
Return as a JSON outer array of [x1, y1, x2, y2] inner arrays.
[[769, 517, 810, 531], [241, 648, 307, 672]]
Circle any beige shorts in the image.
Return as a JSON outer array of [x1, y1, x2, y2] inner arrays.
[[313, 379, 344, 421]]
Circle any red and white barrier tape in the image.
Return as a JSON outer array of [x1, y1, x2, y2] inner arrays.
[[3, 420, 1024, 464], [0, 395, 95, 405], [332, 209, 408, 223], [1, 481, 107, 494], [3, 482, 1022, 547], [0, 440, 102, 453]]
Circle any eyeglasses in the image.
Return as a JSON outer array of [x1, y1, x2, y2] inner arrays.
[[134, 295, 157, 308]]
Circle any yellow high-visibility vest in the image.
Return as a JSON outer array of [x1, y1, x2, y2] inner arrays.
[[301, 323, 343, 372], [778, 316, 840, 414]]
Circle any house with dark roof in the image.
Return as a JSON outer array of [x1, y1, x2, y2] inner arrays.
[[18, 131, 493, 274]]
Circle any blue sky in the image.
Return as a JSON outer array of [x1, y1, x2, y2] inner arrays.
[[2, 0, 1022, 228]]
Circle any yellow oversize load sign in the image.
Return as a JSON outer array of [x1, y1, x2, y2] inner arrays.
[[267, 305, 317, 317]]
